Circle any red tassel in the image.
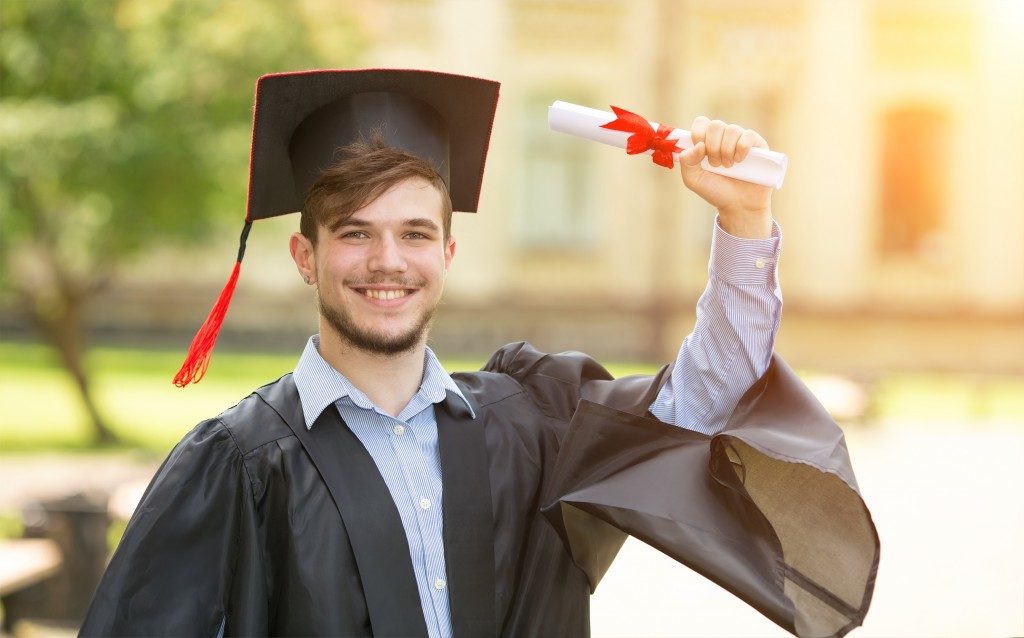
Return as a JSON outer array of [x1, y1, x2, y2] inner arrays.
[[173, 260, 242, 387]]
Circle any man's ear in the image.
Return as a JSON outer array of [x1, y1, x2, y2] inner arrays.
[[289, 232, 316, 284], [444, 236, 456, 272]]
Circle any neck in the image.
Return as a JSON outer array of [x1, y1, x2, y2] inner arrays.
[[317, 324, 426, 418]]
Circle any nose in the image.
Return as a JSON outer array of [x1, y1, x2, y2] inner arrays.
[[367, 234, 408, 274]]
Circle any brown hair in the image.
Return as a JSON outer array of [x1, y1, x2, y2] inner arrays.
[[300, 134, 453, 245]]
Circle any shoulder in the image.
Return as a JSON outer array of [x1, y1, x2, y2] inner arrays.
[[457, 342, 613, 420], [481, 341, 613, 385], [476, 341, 668, 419], [211, 374, 298, 456]]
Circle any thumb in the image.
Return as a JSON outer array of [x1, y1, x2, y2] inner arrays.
[[679, 140, 706, 183]]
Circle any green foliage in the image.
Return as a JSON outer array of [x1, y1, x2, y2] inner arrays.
[[0, 0, 362, 282], [0, 0, 363, 443], [0, 510, 24, 540]]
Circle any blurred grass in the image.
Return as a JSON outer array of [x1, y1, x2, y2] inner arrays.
[[2, 341, 1022, 454], [1, 341, 302, 452], [872, 374, 1024, 423], [0, 341, 495, 452]]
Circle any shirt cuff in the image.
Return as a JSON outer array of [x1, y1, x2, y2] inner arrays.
[[708, 215, 782, 286]]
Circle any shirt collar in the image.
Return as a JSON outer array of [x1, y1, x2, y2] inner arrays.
[[292, 335, 475, 429]]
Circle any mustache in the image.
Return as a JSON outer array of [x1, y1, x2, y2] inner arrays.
[[342, 276, 427, 288]]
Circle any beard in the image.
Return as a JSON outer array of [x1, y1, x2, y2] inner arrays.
[[317, 283, 437, 356]]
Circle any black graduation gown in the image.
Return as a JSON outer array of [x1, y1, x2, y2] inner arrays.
[[80, 342, 879, 638]]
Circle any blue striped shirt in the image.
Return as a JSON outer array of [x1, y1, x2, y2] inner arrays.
[[292, 216, 782, 637], [650, 216, 783, 434]]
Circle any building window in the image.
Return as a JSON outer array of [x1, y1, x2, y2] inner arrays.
[[514, 92, 597, 250], [877, 106, 948, 257]]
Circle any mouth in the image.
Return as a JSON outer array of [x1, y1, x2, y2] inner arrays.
[[350, 286, 418, 306], [359, 288, 411, 300]]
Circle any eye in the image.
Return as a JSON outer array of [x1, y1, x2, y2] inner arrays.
[[339, 230, 369, 240], [404, 231, 430, 240]]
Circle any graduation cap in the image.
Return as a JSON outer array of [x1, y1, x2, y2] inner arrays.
[[173, 69, 500, 386]]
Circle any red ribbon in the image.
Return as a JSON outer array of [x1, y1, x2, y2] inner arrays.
[[599, 105, 681, 169]]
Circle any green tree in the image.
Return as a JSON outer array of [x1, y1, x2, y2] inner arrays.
[[0, 0, 361, 444]]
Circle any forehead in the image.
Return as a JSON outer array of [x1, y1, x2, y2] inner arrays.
[[345, 176, 444, 225]]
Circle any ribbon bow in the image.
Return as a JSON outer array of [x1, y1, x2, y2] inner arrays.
[[599, 105, 681, 169]]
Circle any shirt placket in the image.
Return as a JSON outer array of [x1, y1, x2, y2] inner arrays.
[[386, 408, 451, 638]]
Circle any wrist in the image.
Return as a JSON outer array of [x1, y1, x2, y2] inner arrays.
[[717, 207, 773, 239]]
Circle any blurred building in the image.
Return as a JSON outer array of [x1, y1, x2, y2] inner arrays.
[[51, 0, 1024, 373], [359, 0, 1024, 370]]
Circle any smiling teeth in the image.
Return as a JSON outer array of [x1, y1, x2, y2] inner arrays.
[[364, 289, 407, 300]]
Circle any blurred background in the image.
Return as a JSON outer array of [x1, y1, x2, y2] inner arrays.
[[1, 0, 1021, 636]]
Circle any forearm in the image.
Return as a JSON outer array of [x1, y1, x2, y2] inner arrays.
[[649, 216, 782, 435], [717, 207, 773, 239]]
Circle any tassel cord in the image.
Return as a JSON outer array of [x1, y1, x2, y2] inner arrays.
[[172, 221, 253, 387]]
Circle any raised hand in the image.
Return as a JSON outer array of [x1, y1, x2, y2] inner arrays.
[[679, 117, 774, 238]]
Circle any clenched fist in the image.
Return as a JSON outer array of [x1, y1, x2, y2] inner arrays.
[[679, 117, 774, 238]]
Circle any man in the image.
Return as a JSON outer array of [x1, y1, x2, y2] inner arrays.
[[81, 70, 878, 637]]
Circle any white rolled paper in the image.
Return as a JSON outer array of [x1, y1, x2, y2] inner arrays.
[[548, 100, 788, 189]]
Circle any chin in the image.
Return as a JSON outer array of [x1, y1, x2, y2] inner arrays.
[[320, 297, 434, 356]]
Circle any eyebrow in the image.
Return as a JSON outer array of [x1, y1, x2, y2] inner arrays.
[[403, 218, 441, 232], [332, 217, 440, 232]]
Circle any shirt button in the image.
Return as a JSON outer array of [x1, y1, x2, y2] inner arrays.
[[392, 424, 405, 436], [434, 578, 446, 590], [419, 497, 431, 510], [755, 257, 766, 269]]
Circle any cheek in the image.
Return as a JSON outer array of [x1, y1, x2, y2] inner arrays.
[[405, 249, 445, 274], [318, 251, 363, 279], [423, 256, 448, 279]]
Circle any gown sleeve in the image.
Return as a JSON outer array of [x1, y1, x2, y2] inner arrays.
[[79, 418, 268, 637], [486, 342, 879, 638]]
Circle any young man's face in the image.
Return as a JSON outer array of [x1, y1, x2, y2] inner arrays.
[[295, 176, 455, 355]]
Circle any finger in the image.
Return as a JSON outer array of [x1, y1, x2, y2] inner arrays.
[[735, 130, 760, 163], [689, 115, 710, 145], [751, 132, 768, 150], [720, 124, 744, 168], [681, 140, 705, 167], [735, 130, 770, 163], [678, 141, 705, 187], [704, 119, 726, 167]]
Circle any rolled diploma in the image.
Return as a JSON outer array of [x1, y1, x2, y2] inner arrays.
[[548, 100, 788, 189]]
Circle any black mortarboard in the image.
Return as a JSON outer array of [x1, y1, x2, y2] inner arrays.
[[174, 69, 500, 386]]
